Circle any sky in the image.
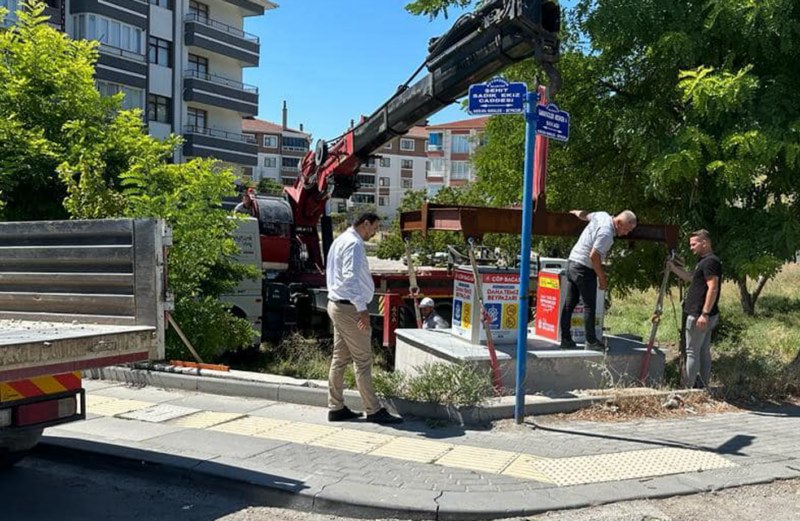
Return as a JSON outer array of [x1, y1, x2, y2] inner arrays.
[[243, 0, 473, 142]]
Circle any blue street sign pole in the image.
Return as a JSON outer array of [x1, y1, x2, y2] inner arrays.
[[515, 90, 539, 424]]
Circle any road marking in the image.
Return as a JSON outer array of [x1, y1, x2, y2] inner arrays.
[[434, 445, 519, 474], [312, 429, 395, 454], [368, 437, 454, 463], [120, 404, 200, 423], [87, 396, 153, 416], [85, 392, 737, 486], [169, 411, 244, 429]]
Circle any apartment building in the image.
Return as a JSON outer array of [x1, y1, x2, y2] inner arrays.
[[242, 109, 311, 185], [3, 0, 275, 170], [425, 116, 489, 197], [336, 125, 429, 219]]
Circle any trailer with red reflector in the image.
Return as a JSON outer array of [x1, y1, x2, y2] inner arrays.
[[0, 219, 168, 468]]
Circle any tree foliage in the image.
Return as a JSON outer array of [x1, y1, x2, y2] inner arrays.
[[0, 3, 256, 357], [422, 0, 800, 314], [256, 177, 284, 196]]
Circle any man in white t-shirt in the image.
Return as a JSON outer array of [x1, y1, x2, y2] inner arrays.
[[560, 209, 637, 350]]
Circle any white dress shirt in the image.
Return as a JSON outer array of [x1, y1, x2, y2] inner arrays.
[[568, 211, 615, 268], [326, 227, 375, 312]]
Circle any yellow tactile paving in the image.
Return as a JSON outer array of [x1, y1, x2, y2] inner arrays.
[[86, 396, 153, 416], [536, 447, 737, 486], [208, 415, 291, 436], [257, 421, 342, 444], [168, 411, 244, 429], [502, 454, 555, 483], [434, 445, 519, 474], [311, 429, 395, 454], [85, 394, 118, 408], [368, 436, 454, 463]]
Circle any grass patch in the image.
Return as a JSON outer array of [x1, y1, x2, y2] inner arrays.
[[605, 263, 800, 400]]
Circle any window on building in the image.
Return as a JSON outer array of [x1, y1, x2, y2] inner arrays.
[[379, 157, 391, 168], [264, 157, 277, 168], [451, 135, 470, 154], [427, 158, 445, 176], [188, 0, 209, 20], [148, 0, 172, 9], [363, 158, 376, 169], [97, 81, 144, 111], [186, 107, 207, 129], [281, 157, 299, 170], [402, 178, 413, 189], [379, 177, 390, 187], [356, 174, 375, 187], [187, 53, 208, 75], [146, 94, 170, 123], [400, 138, 415, 151], [378, 197, 388, 207], [263, 135, 278, 148], [281, 177, 296, 186], [148, 36, 171, 67], [282, 137, 307, 151], [384, 143, 392, 150], [72, 14, 143, 54], [401, 159, 413, 170], [243, 133, 255, 143], [451, 161, 470, 180], [427, 132, 443, 151], [351, 194, 375, 205]]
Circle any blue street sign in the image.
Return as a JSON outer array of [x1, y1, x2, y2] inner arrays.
[[536, 103, 570, 141], [468, 78, 527, 115]]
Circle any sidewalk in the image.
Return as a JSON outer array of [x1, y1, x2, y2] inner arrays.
[[42, 379, 800, 520]]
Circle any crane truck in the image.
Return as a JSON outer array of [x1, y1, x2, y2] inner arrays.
[[232, 0, 563, 348]]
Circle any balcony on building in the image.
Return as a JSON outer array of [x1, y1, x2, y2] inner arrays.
[[183, 70, 258, 116], [182, 126, 258, 166], [184, 12, 259, 66]]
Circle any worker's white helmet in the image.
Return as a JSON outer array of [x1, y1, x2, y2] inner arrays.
[[419, 297, 435, 308]]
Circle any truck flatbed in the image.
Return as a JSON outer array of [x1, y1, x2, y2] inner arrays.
[[0, 319, 155, 381]]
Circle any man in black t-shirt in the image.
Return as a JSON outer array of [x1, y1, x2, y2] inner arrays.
[[668, 229, 722, 389]]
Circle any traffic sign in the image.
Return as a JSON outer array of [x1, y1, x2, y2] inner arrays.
[[468, 78, 527, 115], [535, 103, 570, 141]]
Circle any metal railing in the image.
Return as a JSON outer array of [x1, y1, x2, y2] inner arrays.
[[183, 69, 258, 94], [184, 12, 259, 43], [183, 125, 256, 144], [99, 43, 146, 63]]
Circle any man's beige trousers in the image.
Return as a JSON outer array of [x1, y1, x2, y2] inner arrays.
[[327, 301, 380, 415]]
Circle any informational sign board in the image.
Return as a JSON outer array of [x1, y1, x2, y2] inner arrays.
[[451, 267, 528, 344], [535, 103, 571, 142], [534, 269, 605, 344], [468, 78, 527, 115]]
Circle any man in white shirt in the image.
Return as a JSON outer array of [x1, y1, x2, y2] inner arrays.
[[326, 212, 403, 424], [419, 297, 450, 330], [560, 209, 637, 350]]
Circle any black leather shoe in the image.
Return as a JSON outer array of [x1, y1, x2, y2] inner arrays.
[[559, 340, 577, 350], [365, 407, 403, 424], [328, 406, 362, 422], [584, 341, 605, 352]]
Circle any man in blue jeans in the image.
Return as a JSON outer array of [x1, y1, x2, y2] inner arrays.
[[668, 230, 722, 388], [560, 209, 638, 350]]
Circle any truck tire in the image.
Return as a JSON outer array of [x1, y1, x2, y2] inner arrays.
[[0, 428, 43, 470]]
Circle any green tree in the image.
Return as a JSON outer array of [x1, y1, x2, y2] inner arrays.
[[420, 0, 800, 314], [0, 3, 256, 359], [257, 178, 284, 196]]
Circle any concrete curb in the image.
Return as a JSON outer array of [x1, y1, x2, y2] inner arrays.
[[37, 434, 800, 520], [88, 365, 705, 425]]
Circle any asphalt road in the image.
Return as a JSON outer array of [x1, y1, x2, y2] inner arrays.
[[4, 449, 800, 521]]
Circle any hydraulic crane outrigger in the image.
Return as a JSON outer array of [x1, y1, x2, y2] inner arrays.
[[277, 0, 562, 273]]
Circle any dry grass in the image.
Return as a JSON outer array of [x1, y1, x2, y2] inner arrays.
[[553, 390, 739, 422]]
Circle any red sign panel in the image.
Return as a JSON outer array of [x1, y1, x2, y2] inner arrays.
[[535, 271, 561, 341]]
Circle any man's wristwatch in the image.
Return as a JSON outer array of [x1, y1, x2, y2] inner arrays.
[[701, 312, 710, 317]]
